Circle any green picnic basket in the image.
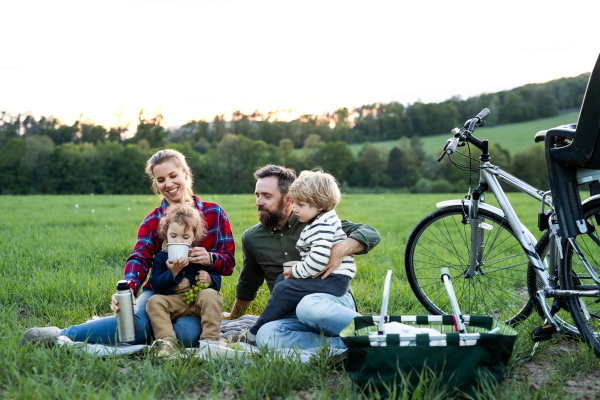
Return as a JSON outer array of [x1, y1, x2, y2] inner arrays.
[[340, 271, 517, 398]]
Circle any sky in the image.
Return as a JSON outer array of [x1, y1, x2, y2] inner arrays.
[[2, 0, 600, 132]]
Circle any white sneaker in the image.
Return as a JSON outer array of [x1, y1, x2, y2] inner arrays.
[[151, 339, 176, 358], [21, 327, 62, 347]]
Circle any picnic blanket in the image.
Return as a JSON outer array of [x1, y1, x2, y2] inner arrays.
[[56, 314, 345, 362]]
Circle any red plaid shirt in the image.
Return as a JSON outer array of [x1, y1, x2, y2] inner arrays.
[[124, 196, 235, 296]]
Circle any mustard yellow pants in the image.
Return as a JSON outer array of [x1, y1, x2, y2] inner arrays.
[[146, 284, 223, 343]]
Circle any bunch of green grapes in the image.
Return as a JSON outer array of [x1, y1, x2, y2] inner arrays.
[[183, 275, 210, 305]]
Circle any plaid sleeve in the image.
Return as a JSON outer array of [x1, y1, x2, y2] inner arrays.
[[124, 209, 161, 297], [199, 202, 235, 276]]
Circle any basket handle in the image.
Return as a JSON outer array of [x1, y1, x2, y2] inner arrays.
[[440, 267, 466, 333], [378, 270, 393, 334]]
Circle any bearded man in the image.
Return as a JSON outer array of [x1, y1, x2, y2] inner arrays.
[[223, 165, 380, 349]]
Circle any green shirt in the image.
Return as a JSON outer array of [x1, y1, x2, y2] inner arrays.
[[235, 213, 380, 301]]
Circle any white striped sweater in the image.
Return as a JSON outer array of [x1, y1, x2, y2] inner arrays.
[[292, 209, 356, 279]]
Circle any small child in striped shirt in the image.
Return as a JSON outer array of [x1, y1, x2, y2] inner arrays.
[[243, 170, 355, 344]]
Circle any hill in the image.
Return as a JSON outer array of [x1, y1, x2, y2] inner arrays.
[[348, 110, 580, 157]]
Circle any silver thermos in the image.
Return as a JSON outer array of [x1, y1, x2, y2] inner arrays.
[[115, 280, 136, 342]]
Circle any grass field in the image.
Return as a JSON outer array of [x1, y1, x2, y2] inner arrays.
[[1, 193, 598, 399], [348, 111, 581, 157]]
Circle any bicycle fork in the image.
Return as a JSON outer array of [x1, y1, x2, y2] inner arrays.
[[465, 184, 487, 279]]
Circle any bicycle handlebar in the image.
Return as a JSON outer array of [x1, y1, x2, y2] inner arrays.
[[438, 108, 490, 162], [464, 108, 490, 131], [437, 128, 462, 162], [446, 136, 460, 154], [475, 108, 490, 123]]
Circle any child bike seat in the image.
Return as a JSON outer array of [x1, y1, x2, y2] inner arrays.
[[548, 54, 600, 168], [545, 54, 600, 238], [534, 124, 576, 143]]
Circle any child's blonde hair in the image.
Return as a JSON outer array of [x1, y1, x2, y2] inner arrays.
[[158, 204, 206, 244], [289, 170, 341, 211], [145, 149, 194, 198]]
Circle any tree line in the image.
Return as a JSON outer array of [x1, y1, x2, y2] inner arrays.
[[0, 131, 550, 196], [0, 73, 587, 195]]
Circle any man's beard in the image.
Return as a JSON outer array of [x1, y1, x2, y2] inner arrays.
[[258, 199, 286, 229]]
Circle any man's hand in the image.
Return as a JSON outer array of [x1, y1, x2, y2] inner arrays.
[[111, 288, 136, 315], [223, 299, 253, 320], [312, 237, 365, 279]]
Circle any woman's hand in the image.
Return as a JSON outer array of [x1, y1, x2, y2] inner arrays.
[[197, 270, 213, 286], [167, 256, 188, 278], [111, 288, 136, 315], [189, 247, 213, 265]]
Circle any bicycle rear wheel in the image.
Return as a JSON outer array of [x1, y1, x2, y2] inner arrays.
[[560, 197, 600, 356], [405, 205, 534, 326]]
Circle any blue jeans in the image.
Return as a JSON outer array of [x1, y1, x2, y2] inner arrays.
[[61, 289, 202, 347], [250, 273, 351, 336], [255, 291, 359, 350]]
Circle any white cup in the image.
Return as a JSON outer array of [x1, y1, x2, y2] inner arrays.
[[283, 261, 298, 273], [168, 243, 190, 263]]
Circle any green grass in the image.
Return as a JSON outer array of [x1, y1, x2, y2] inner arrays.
[[348, 111, 581, 157], [1, 193, 597, 399]]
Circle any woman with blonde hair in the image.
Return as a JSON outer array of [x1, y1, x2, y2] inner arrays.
[[23, 149, 235, 347]]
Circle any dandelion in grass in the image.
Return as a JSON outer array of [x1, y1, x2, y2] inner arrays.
[[127, 207, 131, 211], [91, 209, 95, 213], [75, 204, 79, 208]]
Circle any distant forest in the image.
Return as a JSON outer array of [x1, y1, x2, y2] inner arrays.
[[0, 73, 589, 195]]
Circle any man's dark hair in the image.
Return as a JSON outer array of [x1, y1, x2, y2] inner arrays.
[[254, 165, 297, 195]]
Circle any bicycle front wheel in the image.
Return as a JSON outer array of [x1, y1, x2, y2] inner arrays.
[[405, 205, 534, 326], [560, 197, 600, 356]]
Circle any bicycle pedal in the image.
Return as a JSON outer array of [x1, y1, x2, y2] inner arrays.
[[531, 324, 557, 342]]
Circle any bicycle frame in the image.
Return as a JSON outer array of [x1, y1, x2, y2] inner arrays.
[[464, 161, 548, 278], [464, 158, 600, 331]]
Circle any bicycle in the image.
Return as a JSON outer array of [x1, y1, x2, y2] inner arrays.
[[404, 108, 544, 326], [404, 105, 600, 355]]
